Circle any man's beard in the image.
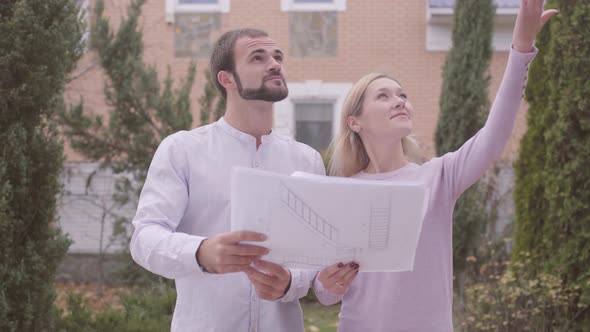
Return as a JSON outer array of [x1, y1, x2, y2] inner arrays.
[[234, 72, 289, 102]]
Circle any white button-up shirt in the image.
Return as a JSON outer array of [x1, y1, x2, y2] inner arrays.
[[130, 117, 325, 332]]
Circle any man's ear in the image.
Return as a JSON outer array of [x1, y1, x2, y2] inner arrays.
[[218, 70, 234, 91]]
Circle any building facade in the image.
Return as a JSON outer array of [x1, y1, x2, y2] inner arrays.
[[59, 0, 523, 256]]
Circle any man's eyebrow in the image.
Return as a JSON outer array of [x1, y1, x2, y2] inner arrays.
[[247, 48, 284, 58], [248, 48, 266, 56]]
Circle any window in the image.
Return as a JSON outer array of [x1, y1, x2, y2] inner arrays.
[[290, 11, 337, 57], [165, 0, 229, 23], [294, 102, 334, 152], [281, 0, 346, 12], [272, 80, 352, 152]]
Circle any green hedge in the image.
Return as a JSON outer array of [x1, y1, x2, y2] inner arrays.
[[513, 2, 590, 324], [54, 286, 176, 332]]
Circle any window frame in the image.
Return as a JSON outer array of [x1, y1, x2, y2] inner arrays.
[[280, 0, 346, 12], [165, 0, 230, 23]]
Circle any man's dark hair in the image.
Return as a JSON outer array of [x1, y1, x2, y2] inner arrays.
[[210, 28, 269, 99]]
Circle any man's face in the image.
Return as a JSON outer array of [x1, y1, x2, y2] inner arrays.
[[231, 36, 288, 102]]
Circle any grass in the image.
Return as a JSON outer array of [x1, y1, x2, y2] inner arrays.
[[55, 284, 341, 331], [302, 298, 340, 332]]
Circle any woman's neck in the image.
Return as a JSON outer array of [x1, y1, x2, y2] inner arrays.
[[362, 137, 408, 174]]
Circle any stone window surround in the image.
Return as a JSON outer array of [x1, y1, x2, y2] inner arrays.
[[280, 0, 346, 12], [165, 0, 230, 23], [426, 6, 519, 51], [273, 80, 352, 139]]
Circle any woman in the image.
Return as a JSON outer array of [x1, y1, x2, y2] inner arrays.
[[313, 1, 558, 331]]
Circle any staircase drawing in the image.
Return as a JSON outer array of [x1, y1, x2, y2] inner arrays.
[[278, 182, 393, 267], [280, 182, 339, 245], [369, 205, 391, 249]]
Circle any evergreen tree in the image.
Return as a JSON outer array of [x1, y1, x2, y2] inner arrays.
[[0, 0, 84, 330], [434, 0, 495, 300], [513, 1, 590, 322], [58, 0, 195, 246], [199, 70, 225, 125], [512, 1, 555, 269]]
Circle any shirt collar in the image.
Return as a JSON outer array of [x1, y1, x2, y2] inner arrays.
[[217, 117, 275, 144]]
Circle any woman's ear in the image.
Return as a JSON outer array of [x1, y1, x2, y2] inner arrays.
[[347, 116, 361, 133]]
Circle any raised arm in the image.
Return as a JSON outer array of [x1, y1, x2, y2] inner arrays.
[[443, 0, 558, 199]]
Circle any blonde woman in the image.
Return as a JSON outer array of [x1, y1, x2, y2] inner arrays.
[[312, 1, 558, 331]]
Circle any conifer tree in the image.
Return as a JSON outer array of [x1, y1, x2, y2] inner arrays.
[[0, 0, 84, 330], [59, 0, 196, 231], [434, 0, 495, 301], [513, 1, 590, 322]]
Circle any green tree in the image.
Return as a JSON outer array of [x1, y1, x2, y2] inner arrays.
[[512, 2, 555, 270], [434, 0, 496, 302], [0, 0, 84, 330], [58, 0, 196, 285], [199, 70, 225, 125], [513, 0, 590, 323]]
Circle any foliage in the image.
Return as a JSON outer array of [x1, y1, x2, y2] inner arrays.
[[199, 69, 225, 125], [58, 0, 195, 224], [461, 255, 590, 331], [434, 0, 496, 299], [54, 285, 175, 332], [0, 0, 84, 330], [513, 1, 590, 324], [57, 0, 196, 285]]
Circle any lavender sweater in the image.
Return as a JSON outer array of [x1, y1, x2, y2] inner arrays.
[[314, 47, 537, 332]]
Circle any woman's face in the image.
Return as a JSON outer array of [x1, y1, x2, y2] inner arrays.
[[350, 78, 414, 140]]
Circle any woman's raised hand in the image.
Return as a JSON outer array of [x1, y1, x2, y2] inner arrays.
[[512, 0, 559, 53]]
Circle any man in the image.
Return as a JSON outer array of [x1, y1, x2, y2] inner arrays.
[[130, 28, 325, 332]]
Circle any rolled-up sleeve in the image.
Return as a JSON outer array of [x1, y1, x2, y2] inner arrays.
[[130, 134, 205, 279]]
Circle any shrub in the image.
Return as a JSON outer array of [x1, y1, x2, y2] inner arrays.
[[461, 255, 590, 331]]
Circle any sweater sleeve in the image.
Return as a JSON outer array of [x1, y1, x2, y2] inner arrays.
[[441, 47, 537, 200], [312, 273, 344, 306]]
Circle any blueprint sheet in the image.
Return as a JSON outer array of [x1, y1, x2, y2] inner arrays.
[[231, 167, 429, 272]]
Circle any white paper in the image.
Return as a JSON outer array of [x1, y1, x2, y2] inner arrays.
[[230, 167, 429, 272]]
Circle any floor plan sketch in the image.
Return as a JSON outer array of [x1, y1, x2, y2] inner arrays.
[[231, 167, 429, 272]]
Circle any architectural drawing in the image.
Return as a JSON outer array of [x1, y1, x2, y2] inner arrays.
[[231, 167, 428, 272], [280, 182, 340, 244], [278, 181, 395, 267]]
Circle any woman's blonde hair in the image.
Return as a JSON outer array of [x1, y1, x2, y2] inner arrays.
[[328, 73, 423, 177]]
